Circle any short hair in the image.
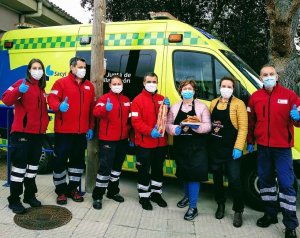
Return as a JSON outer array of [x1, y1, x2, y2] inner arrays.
[[219, 76, 236, 88], [110, 75, 123, 83], [260, 64, 276, 75], [69, 57, 86, 67], [143, 72, 158, 81], [178, 79, 197, 94]]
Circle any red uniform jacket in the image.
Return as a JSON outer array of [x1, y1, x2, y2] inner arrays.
[[131, 89, 168, 148], [247, 84, 300, 148], [47, 72, 95, 133], [94, 90, 131, 141], [2, 78, 49, 134]]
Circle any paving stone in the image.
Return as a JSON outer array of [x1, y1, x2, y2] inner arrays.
[[104, 224, 137, 238]]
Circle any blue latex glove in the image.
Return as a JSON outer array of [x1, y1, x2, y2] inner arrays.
[[19, 79, 29, 93], [86, 129, 93, 140], [106, 98, 113, 112], [59, 96, 69, 112], [151, 127, 162, 138], [247, 144, 254, 153], [232, 148, 242, 160], [189, 124, 200, 130], [163, 97, 170, 108], [290, 104, 300, 121], [175, 126, 181, 135], [129, 140, 134, 147]]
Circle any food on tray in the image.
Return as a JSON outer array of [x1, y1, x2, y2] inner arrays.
[[182, 115, 201, 123], [156, 98, 168, 136]]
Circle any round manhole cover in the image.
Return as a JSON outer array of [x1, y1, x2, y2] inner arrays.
[[14, 205, 72, 230]]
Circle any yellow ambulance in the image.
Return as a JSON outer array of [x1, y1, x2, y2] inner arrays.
[[0, 13, 299, 209]]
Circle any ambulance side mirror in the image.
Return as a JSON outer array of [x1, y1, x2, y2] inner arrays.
[[234, 80, 249, 105]]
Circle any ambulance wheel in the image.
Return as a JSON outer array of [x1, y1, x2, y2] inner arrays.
[[242, 166, 264, 211]]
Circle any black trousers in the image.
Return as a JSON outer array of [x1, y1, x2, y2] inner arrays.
[[8, 132, 43, 204], [53, 133, 86, 195], [135, 146, 167, 199], [211, 158, 244, 212], [92, 139, 128, 200]]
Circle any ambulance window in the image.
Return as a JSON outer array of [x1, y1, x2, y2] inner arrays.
[[214, 59, 233, 95], [173, 51, 214, 100]]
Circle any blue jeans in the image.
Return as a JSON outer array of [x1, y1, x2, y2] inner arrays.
[[184, 182, 200, 208], [257, 145, 299, 229]]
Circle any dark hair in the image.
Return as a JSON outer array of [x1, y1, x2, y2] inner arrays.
[[219, 76, 236, 88], [260, 64, 276, 75], [178, 79, 197, 94], [143, 72, 158, 81], [110, 75, 123, 83], [69, 57, 86, 67], [26, 58, 46, 89]]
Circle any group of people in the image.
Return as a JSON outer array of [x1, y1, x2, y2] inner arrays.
[[2, 57, 300, 238]]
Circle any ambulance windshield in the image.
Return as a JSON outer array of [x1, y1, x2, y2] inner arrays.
[[221, 50, 262, 89]]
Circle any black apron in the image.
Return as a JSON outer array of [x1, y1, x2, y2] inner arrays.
[[173, 100, 208, 182], [209, 97, 237, 164]]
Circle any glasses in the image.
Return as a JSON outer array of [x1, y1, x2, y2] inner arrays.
[[146, 81, 157, 84]]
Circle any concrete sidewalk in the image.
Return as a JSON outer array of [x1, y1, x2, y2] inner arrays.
[[0, 173, 299, 238]]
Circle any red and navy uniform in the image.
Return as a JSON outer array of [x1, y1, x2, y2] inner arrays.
[[47, 72, 95, 195], [247, 83, 300, 230], [92, 90, 131, 200], [131, 89, 168, 199], [2, 78, 49, 204]]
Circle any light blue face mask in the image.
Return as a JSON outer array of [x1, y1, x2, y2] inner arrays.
[[181, 90, 194, 100], [263, 76, 277, 88]]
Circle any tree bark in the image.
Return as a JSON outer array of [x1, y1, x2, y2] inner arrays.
[[266, 0, 300, 89], [85, 0, 106, 193]]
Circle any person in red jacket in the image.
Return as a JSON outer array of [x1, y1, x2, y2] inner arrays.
[[2, 58, 49, 214], [247, 64, 300, 238], [47, 57, 95, 205], [92, 75, 131, 209], [131, 72, 170, 210]]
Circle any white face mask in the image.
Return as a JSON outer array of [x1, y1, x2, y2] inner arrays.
[[262, 75, 277, 88], [111, 85, 123, 94], [75, 68, 86, 79], [220, 87, 233, 99], [145, 83, 157, 93], [30, 69, 44, 80]]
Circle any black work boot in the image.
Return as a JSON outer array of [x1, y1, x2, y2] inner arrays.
[[215, 203, 225, 219], [107, 193, 124, 203], [177, 196, 189, 208], [150, 193, 167, 207], [285, 229, 297, 238], [93, 199, 102, 210], [23, 196, 42, 207], [256, 213, 278, 228], [184, 207, 198, 221], [139, 197, 153, 210], [8, 201, 26, 214], [233, 212, 243, 227]]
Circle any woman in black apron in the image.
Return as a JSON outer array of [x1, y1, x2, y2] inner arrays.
[[209, 76, 248, 228], [166, 79, 211, 221]]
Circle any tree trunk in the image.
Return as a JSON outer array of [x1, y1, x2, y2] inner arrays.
[[266, 0, 300, 89], [85, 0, 106, 193]]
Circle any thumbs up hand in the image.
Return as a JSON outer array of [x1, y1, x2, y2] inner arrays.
[[59, 96, 69, 112], [106, 98, 113, 112], [290, 104, 300, 121], [19, 79, 29, 93]]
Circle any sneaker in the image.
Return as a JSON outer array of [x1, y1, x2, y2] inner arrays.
[[23, 197, 42, 207], [233, 212, 243, 228], [285, 229, 297, 238], [215, 203, 225, 219], [139, 198, 153, 210], [68, 189, 84, 202], [107, 193, 124, 203], [150, 193, 167, 207], [93, 199, 102, 210], [8, 201, 26, 214], [256, 214, 278, 228], [56, 194, 67, 205], [184, 207, 198, 221], [177, 196, 189, 208]]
